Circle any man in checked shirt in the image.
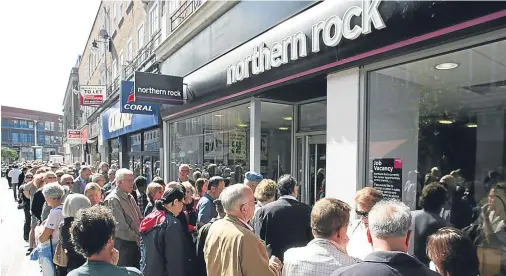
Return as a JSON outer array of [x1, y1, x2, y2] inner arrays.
[[283, 198, 359, 276]]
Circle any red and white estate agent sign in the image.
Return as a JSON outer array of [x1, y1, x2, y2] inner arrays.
[[80, 85, 106, 106]]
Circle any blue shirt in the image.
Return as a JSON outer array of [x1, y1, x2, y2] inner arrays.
[[68, 260, 142, 276], [196, 193, 217, 225], [79, 177, 87, 192]]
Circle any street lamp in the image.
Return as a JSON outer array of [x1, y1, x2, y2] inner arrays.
[[91, 28, 110, 91]]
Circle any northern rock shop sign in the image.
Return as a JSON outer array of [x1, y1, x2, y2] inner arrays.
[[226, 0, 385, 85]]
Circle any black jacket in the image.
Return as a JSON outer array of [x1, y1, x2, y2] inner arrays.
[[411, 210, 450, 265], [31, 188, 46, 222], [332, 251, 440, 276], [140, 210, 194, 276], [254, 197, 312, 261], [61, 217, 86, 272], [195, 217, 220, 276]]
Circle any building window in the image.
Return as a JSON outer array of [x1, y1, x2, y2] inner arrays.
[[12, 120, 19, 128], [50, 122, 55, 131], [59, 122, 63, 131], [137, 24, 145, 51], [113, 1, 117, 25], [169, 103, 251, 182], [20, 133, 27, 143], [46, 136, 51, 145], [119, 52, 124, 67], [112, 59, 118, 79], [28, 121, 33, 129], [12, 133, 19, 143], [150, 4, 159, 36], [28, 133, 33, 143], [45, 121, 51, 130], [127, 38, 133, 62], [39, 134, 45, 145]]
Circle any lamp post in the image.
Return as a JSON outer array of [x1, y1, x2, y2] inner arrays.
[[92, 28, 110, 91], [32, 119, 42, 161]]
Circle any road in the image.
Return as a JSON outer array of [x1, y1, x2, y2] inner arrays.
[[0, 178, 40, 276]]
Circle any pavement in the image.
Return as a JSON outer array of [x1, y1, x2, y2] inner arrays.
[[0, 178, 41, 276]]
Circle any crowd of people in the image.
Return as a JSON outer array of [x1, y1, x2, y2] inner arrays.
[[3, 160, 505, 276]]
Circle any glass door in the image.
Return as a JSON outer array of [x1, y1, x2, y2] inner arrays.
[[296, 135, 326, 206]]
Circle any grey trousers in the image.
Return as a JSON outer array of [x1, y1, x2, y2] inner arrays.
[[114, 238, 140, 269]]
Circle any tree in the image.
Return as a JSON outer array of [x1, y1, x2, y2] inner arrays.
[[1, 147, 18, 163]]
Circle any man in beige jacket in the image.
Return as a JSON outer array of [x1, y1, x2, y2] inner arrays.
[[204, 184, 282, 276], [103, 168, 143, 269]]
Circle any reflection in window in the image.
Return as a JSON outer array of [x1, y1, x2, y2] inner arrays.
[[367, 39, 506, 275], [298, 101, 326, 132], [109, 138, 120, 168], [170, 103, 250, 184], [144, 129, 160, 151], [129, 133, 141, 152], [260, 102, 293, 181]]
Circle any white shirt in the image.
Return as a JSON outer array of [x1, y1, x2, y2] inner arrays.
[[8, 168, 21, 184], [279, 195, 298, 201], [43, 205, 64, 245], [346, 219, 373, 260]]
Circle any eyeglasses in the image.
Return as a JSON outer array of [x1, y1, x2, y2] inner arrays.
[[356, 210, 369, 218], [63, 181, 73, 185], [25, 176, 33, 179]]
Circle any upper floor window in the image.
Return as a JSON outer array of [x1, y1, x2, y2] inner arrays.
[[150, 4, 159, 36], [112, 59, 118, 80], [127, 38, 133, 62], [12, 133, 18, 143], [50, 122, 55, 131], [12, 120, 19, 128], [45, 121, 51, 130], [137, 24, 145, 51], [27, 133, 33, 143], [28, 121, 33, 129]]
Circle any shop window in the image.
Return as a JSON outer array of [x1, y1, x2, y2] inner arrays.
[[170, 103, 250, 183], [129, 133, 142, 152], [367, 39, 506, 273], [109, 138, 120, 168], [298, 101, 327, 132], [144, 129, 160, 151], [260, 102, 293, 181]]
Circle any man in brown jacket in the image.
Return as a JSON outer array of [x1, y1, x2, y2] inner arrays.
[[103, 168, 143, 269], [204, 184, 282, 276]]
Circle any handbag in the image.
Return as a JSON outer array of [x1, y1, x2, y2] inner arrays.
[[53, 241, 68, 267], [53, 223, 68, 268]]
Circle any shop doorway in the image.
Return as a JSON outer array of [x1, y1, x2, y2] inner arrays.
[[296, 134, 326, 206]]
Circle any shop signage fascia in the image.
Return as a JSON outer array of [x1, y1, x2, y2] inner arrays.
[[226, 0, 385, 85], [101, 101, 160, 140], [79, 85, 107, 106], [120, 80, 159, 115], [134, 72, 184, 105]]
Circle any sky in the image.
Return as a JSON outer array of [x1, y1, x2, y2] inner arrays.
[[0, 0, 101, 115]]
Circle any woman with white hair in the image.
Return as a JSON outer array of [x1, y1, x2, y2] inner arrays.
[[60, 194, 91, 275], [31, 183, 66, 276]]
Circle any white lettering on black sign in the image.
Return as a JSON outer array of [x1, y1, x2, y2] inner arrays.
[[372, 158, 403, 200], [227, 0, 386, 85]]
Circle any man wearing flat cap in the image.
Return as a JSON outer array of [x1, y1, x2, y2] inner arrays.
[[244, 171, 263, 194]]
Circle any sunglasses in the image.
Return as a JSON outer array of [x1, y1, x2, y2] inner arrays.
[[26, 176, 33, 179], [356, 210, 369, 218]]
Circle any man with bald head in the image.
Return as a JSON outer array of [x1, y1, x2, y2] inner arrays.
[[204, 184, 282, 276]]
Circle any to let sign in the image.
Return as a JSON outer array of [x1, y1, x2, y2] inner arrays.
[[67, 130, 81, 145], [134, 72, 184, 105], [80, 85, 106, 106]]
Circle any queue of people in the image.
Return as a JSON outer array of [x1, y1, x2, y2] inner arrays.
[[5, 160, 503, 276]]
